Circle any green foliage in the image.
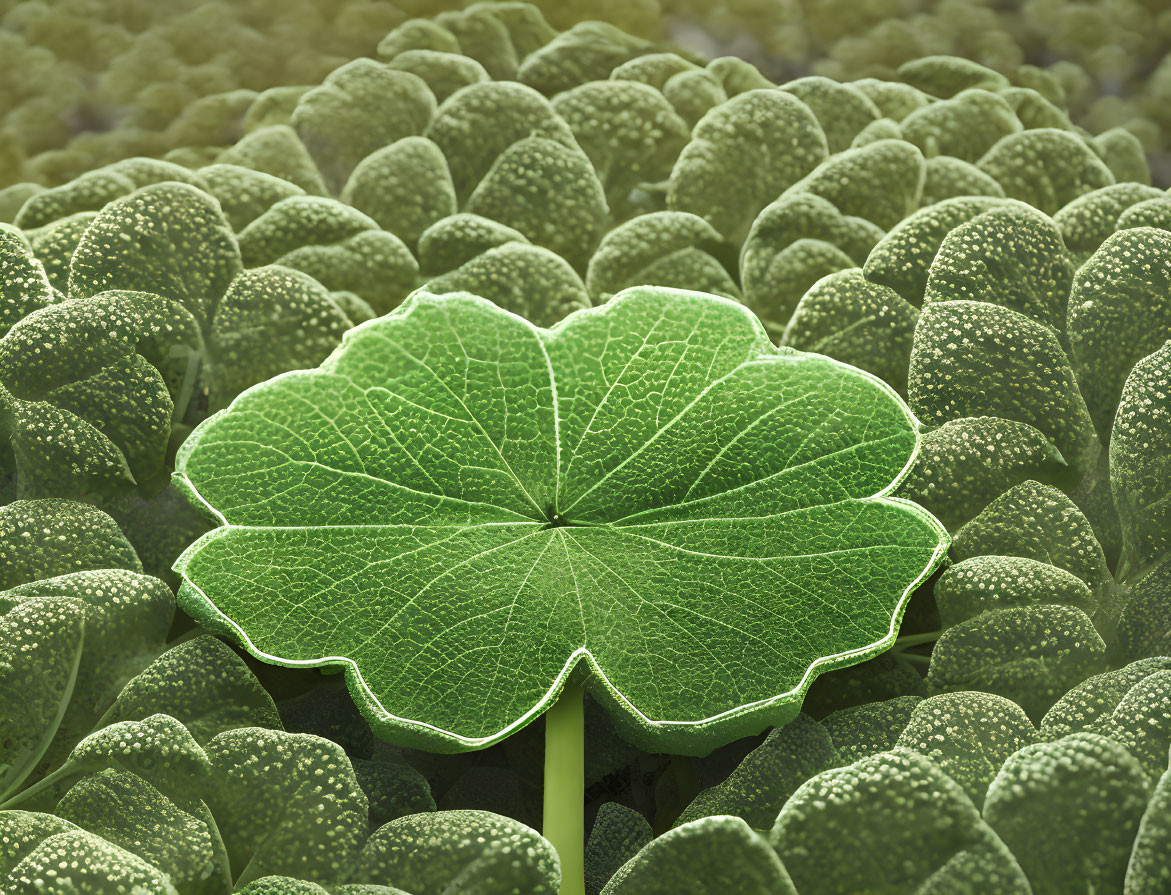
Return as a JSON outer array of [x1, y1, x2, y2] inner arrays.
[[4, 4, 1171, 889], [174, 288, 944, 754], [770, 749, 1031, 894]]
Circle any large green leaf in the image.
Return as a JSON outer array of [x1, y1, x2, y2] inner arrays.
[[174, 287, 946, 754]]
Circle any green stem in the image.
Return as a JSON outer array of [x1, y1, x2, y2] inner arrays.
[[892, 630, 941, 651], [544, 682, 584, 895]]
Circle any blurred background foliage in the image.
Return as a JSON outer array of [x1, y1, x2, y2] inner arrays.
[[1, 0, 1169, 190]]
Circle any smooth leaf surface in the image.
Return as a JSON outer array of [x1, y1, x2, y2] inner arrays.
[[175, 287, 946, 753]]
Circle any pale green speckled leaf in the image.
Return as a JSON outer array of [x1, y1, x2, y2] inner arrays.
[[770, 749, 1031, 894], [585, 803, 651, 895], [894, 691, 1036, 808], [1068, 228, 1171, 442], [1127, 753, 1171, 894], [173, 287, 946, 754], [602, 815, 795, 895], [1111, 341, 1171, 571], [348, 809, 559, 894], [0, 811, 180, 894], [672, 713, 836, 831], [984, 733, 1152, 895]]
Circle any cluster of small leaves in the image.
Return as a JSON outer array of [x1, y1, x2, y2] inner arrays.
[[2, 1, 1170, 892], [0, 500, 560, 894]]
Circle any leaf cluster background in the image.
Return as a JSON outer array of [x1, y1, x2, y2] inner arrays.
[[1, 1, 1170, 893]]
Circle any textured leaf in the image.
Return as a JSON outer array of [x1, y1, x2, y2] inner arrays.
[[922, 206, 1073, 334], [1054, 182, 1165, 258], [770, 749, 1030, 894], [98, 635, 281, 746], [1, 291, 203, 501], [898, 57, 1009, 98], [897, 417, 1070, 531], [206, 266, 354, 410], [1127, 753, 1171, 894], [783, 139, 925, 231], [782, 269, 918, 393], [894, 691, 1036, 807], [385, 50, 490, 104], [984, 733, 1151, 895], [341, 137, 457, 248], [425, 82, 576, 205], [195, 163, 306, 232], [602, 816, 795, 895], [424, 243, 590, 327], [584, 803, 651, 895], [68, 183, 240, 326], [934, 554, 1096, 628], [820, 695, 921, 763], [950, 481, 1112, 599], [0, 227, 53, 337], [1116, 562, 1171, 662], [1111, 341, 1171, 570], [25, 211, 96, 293], [0, 811, 179, 894], [1075, 227, 1171, 443], [0, 499, 140, 589], [54, 766, 229, 895], [204, 727, 368, 886], [217, 125, 329, 196], [291, 61, 435, 192], [862, 196, 1012, 305], [585, 211, 738, 300], [518, 21, 650, 96], [900, 89, 1021, 162], [464, 136, 609, 270], [174, 287, 946, 754], [0, 570, 174, 788], [667, 89, 828, 244], [777, 76, 880, 154], [919, 156, 1006, 205], [977, 129, 1114, 216], [348, 809, 559, 894], [926, 605, 1106, 722], [799, 652, 926, 719], [417, 213, 529, 277], [909, 300, 1099, 473], [673, 714, 836, 830], [551, 81, 690, 219]]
